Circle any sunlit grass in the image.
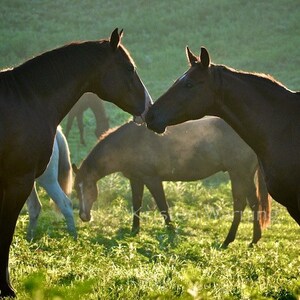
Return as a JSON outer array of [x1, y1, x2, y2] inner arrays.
[[14, 178, 300, 299]]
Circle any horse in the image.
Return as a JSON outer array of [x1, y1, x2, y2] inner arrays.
[[26, 126, 76, 241], [146, 45, 300, 227], [0, 28, 152, 298], [72, 118, 271, 247], [65, 93, 109, 145]]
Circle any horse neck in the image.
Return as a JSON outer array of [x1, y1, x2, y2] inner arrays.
[[13, 43, 102, 126], [216, 68, 293, 155], [88, 137, 122, 179]]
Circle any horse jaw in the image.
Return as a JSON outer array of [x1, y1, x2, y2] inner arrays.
[[133, 81, 153, 124]]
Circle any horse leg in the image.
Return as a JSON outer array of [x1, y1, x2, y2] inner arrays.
[[222, 174, 247, 248], [77, 113, 85, 145], [247, 191, 262, 246], [0, 176, 34, 298], [144, 177, 173, 229], [26, 183, 42, 241], [129, 178, 144, 235], [42, 180, 77, 239]]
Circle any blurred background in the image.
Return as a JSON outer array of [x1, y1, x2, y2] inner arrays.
[[1, 0, 299, 165]]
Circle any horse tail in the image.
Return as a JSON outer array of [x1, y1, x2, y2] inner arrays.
[[56, 126, 73, 195], [256, 164, 271, 229]]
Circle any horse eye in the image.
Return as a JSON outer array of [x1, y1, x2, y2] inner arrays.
[[185, 81, 193, 88]]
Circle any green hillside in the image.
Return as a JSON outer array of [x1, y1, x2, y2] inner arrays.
[[1, 0, 299, 161]]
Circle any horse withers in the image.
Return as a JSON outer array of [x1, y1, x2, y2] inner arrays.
[[0, 28, 152, 298], [146, 45, 300, 227], [73, 118, 271, 247]]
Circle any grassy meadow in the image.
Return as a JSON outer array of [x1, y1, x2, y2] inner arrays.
[[0, 0, 300, 299]]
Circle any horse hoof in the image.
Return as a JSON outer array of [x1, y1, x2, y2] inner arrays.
[[220, 243, 229, 249], [69, 230, 78, 240], [166, 223, 175, 231], [131, 228, 140, 236], [248, 242, 258, 248]]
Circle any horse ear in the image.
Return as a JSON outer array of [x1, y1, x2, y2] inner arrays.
[[186, 46, 198, 66], [72, 163, 78, 174], [200, 47, 210, 68], [110, 28, 123, 50]]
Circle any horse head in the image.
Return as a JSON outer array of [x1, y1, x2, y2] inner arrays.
[[72, 164, 98, 222], [90, 28, 153, 122], [146, 46, 216, 133]]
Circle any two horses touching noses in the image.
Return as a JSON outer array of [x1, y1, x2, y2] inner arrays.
[[0, 29, 152, 298]]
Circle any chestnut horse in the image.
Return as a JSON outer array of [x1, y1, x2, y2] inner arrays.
[[73, 118, 270, 247], [146, 45, 300, 228], [0, 28, 152, 297]]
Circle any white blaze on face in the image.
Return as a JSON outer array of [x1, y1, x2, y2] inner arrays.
[[79, 182, 86, 213], [134, 80, 153, 124]]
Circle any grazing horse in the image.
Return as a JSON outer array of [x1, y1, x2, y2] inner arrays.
[[72, 118, 271, 247], [65, 93, 109, 145], [146, 45, 300, 227], [0, 28, 152, 298], [26, 126, 76, 240]]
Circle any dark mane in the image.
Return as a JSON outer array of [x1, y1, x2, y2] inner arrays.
[[83, 122, 135, 169], [16, 40, 107, 69], [0, 40, 113, 99], [215, 64, 294, 93], [98, 126, 120, 141]]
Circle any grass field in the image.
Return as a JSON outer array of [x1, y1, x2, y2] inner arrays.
[[1, 0, 300, 299]]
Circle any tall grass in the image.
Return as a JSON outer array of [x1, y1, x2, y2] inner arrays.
[[1, 0, 300, 298]]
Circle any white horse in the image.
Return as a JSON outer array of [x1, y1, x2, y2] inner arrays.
[[26, 126, 77, 240]]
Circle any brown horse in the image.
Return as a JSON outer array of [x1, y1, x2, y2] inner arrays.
[[0, 28, 152, 298], [65, 93, 109, 145], [146, 45, 300, 227], [73, 118, 271, 247]]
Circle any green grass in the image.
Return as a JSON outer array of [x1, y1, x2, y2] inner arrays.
[[15, 180, 300, 299], [1, 0, 300, 299]]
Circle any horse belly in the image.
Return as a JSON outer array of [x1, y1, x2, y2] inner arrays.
[[159, 158, 223, 182]]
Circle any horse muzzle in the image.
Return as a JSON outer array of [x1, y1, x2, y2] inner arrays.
[[80, 211, 91, 222], [145, 108, 167, 134]]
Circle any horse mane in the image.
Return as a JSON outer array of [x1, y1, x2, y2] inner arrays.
[[98, 126, 120, 141], [217, 64, 292, 92], [2, 40, 109, 96], [98, 120, 136, 141], [82, 121, 135, 173]]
